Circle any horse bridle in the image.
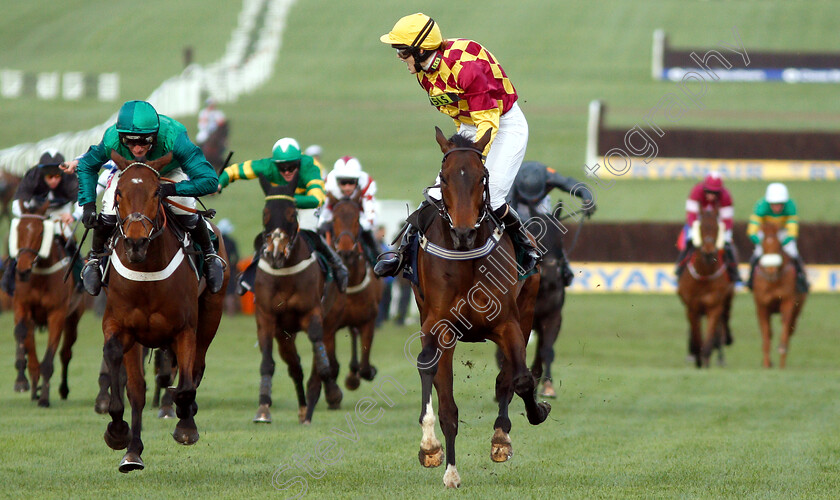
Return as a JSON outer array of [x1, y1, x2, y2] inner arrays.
[[15, 214, 49, 263], [427, 146, 493, 230], [330, 198, 363, 251], [114, 162, 167, 243], [263, 194, 300, 260]]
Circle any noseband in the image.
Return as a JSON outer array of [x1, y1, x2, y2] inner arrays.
[[427, 146, 492, 230], [115, 162, 167, 243], [264, 194, 300, 260]]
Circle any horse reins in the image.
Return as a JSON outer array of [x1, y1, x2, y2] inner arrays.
[[431, 146, 493, 230]]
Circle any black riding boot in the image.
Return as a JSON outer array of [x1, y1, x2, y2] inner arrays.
[[307, 232, 348, 292], [674, 245, 691, 277], [185, 214, 226, 294], [374, 224, 414, 278], [557, 248, 575, 286], [81, 215, 116, 296], [723, 243, 741, 283], [494, 204, 540, 273], [1, 258, 16, 296], [745, 254, 759, 290], [359, 228, 380, 267], [792, 256, 810, 293]]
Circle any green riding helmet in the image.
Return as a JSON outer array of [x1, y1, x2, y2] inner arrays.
[[116, 100, 160, 135], [272, 138, 301, 163]]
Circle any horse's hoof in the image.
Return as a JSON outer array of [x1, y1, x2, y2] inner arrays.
[[253, 404, 272, 423], [540, 381, 556, 398], [344, 373, 360, 391], [158, 406, 176, 419], [172, 425, 200, 445], [359, 365, 377, 381], [94, 395, 110, 415], [118, 452, 144, 473], [325, 381, 343, 407], [527, 401, 552, 425], [59, 384, 69, 400], [298, 406, 307, 424], [14, 379, 29, 393], [419, 446, 443, 468], [490, 428, 513, 462], [37, 399, 50, 408], [104, 421, 132, 450], [443, 464, 461, 488], [301, 419, 311, 426]]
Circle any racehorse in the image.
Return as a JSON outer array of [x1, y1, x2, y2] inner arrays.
[[527, 214, 566, 398], [10, 200, 84, 406], [751, 221, 807, 368], [251, 179, 341, 425], [677, 208, 734, 368], [321, 193, 383, 399], [100, 151, 229, 472], [412, 127, 549, 488], [201, 121, 229, 174]]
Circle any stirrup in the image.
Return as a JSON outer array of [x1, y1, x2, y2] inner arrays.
[[204, 253, 226, 294], [81, 258, 103, 296], [373, 252, 402, 278]]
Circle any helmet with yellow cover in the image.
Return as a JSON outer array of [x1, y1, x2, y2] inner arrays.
[[380, 13, 442, 71]]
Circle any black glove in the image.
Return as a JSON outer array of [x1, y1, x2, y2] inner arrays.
[[158, 183, 178, 198], [81, 203, 97, 229]]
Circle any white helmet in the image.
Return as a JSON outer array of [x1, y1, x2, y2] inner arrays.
[[765, 182, 789, 204], [304, 144, 323, 157], [332, 156, 362, 180]]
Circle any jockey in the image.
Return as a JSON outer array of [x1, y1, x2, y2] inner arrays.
[[675, 172, 740, 283], [318, 156, 381, 265], [61, 100, 226, 296], [218, 137, 349, 293], [375, 13, 539, 278], [507, 161, 596, 286], [1, 150, 79, 295], [195, 97, 227, 146], [746, 182, 809, 292]]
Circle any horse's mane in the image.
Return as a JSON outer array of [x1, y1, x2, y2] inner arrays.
[[448, 133, 475, 149]]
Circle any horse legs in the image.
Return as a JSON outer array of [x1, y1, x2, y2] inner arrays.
[[345, 327, 361, 391], [254, 315, 276, 424], [58, 310, 81, 400], [305, 312, 342, 413], [321, 324, 343, 408], [357, 321, 377, 382], [416, 328, 443, 470], [538, 313, 562, 398], [277, 335, 307, 423], [171, 329, 200, 445], [433, 347, 461, 488], [156, 349, 176, 419], [756, 305, 773, 368], [119, 343, 146, 473], [36, 309, 68, 407], [701, 307, 724, 369], [102, 335, 132, 451], [12, 317, 31, 393], [95, 358, 112, 415], [496, 322, 551, 426], [686, 309, 703, 368], [778, 300, 797, 369], [492, 350, 514, 463]]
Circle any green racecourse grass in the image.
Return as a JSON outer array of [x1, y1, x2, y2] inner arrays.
[[1, 294, 839, 498], [3, 1, 840, 250]]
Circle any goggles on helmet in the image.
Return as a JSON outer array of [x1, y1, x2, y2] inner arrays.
[[275, 160, 301, 173], [120, 133, 155, 146]]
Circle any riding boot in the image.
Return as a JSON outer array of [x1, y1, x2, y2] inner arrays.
[[186, 214, 226, 294], [494, 204, 540, 273], [81, 215, 116, 296], [1, 258, 16, 296], [723, 243, 741, 283], [792, 256, 810, 293], [374, 224, 415, 278], [558, 249, 575, 286], [674, 246, 691, 276], [745, 254, 759, 290], [359, 228, 380, 267], [309, 233, 348, 292]]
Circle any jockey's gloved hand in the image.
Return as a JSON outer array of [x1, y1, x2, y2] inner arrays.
[[749, 234, 760, 245], [158, 183, 178, 198], [81, 202, 97, 229]]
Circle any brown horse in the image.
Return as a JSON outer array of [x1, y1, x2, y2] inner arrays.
[[10, 200, 84, 406], [100, 151, 229, 472], [321, 193, 383, 400], [202, 121, 229, 174], [677, 208, 734, 368], [252, 180, 341, 425], [751, 222, 807, 368], [411, 128, 548, 488]]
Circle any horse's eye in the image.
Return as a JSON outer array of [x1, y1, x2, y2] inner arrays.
[[440, 176, 448, 186]]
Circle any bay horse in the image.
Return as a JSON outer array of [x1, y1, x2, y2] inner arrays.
[[10, 200, 84, 406], [100, 151, 229, 472], [320, 193, 383, 401], [251, 179, 341, 425], [751, 222, 807, 368], [412, 127, 548, 488], [677, 208, 734, 368], [202, 121, 229, 174]]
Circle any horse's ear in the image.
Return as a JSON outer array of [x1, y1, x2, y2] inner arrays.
[[435, 126, 450, 153], [474, 129, 492, 154], [146, 152, 173, 173], [351, 188, 363, 204], [110, 150, 130, 171], [36, 199, 50, 215], [326, 192, 337, 205]]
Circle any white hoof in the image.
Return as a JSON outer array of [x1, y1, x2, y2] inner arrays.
[[443, 464, 460, 488]]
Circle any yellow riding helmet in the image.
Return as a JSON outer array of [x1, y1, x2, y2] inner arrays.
[[379, 13, 442, 50]]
